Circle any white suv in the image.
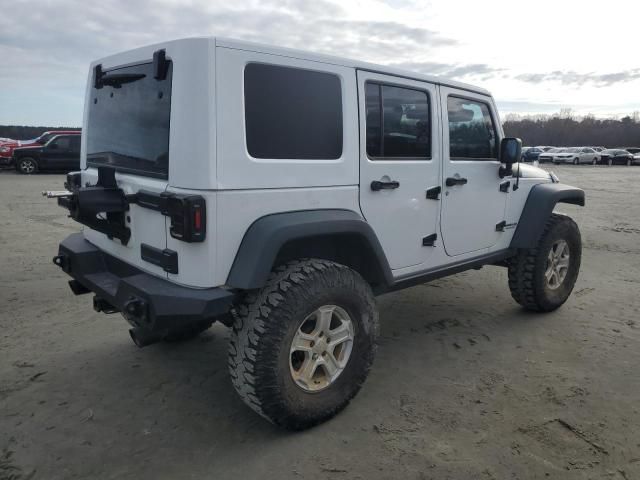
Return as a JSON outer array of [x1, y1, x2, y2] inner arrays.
[[48, 38, 585, 430]]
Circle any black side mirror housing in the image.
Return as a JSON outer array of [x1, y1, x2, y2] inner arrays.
[[499, 137, 522, 178]]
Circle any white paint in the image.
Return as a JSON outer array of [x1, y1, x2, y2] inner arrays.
[[78, 37, 553, 289]]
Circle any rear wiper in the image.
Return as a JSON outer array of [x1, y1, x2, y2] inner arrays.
[[94, 65, 145, 89]]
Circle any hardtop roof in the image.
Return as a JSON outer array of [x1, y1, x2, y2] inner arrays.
[[93, 37, 492, 97], [215, 37, 492, 96]]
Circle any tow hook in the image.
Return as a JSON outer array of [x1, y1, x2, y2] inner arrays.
[[123, 296, 148, 323], [52, 254, 70, 272]]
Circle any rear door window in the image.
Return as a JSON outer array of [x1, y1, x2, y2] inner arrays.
[[365, 82, 431, 159]]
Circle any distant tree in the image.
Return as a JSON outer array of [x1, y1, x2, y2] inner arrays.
[[503, 112, 640, 148], [0, 125, 80, 141]]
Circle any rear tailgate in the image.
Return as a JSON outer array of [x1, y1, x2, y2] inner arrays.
[[80, 50, 172, 277], [82, 170, 168, 278]]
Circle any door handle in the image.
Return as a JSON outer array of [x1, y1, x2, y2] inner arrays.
[[371, 180, 400, 191], [445, 177, 468, 187]]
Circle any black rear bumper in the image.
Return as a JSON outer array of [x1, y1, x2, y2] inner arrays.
[[56, 233, 235, 333]]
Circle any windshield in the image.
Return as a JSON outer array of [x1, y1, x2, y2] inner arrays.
[[548, 148, 564, 153], [86, 60, 172, 179], [565, 147, 580, 153]]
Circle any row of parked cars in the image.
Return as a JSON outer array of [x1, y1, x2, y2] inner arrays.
[[0, 130, 81, 173], [522, 146, 640, 166]]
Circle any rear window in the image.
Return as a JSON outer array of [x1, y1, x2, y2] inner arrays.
[[244, 63, 343, 159], [86, 61, 172, 179]]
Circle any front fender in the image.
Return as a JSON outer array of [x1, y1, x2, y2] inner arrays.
[[510, 182, 585, 249]]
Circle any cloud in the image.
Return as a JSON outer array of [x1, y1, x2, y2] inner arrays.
[[516, 69, 640, 86], [0, 0, 458, 124], [386, 61, 503, 80]]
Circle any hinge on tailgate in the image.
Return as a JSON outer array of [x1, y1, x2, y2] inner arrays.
[[495, 221, 507, 232], [141, 244, 179, 274]]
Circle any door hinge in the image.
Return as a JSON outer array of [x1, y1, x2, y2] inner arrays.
[[426, 186, 441, 200], [499, 181, 511, 193], [141, 244, 178, 274], [495, 221, 507, 232], [422, 233, 437, 246]]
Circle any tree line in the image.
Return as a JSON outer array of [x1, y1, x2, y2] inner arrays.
[[3, 112, 640, 148], [0, 126, 80, 141], [503, 111, 640, 148]]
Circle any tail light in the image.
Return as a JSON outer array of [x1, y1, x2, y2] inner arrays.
[[166, 195, 206, 243]]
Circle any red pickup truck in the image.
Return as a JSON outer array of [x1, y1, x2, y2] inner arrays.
[[0, 130, 80, 166]]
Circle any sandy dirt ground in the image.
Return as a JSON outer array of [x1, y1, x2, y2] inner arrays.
[[1, 166, 639, 480]]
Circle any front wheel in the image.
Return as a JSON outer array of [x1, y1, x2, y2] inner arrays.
[[592, 158, 597, 165], [508, 214, 581, 312], [228, 259, 378, 430], [627, 158, 632, 166], [573, 158, 579, 165], [17, 157, 38, 174], [608, 158, 613, 166]]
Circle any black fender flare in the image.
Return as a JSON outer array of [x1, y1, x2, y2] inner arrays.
[[226, 209, 393, 290], [510, 182, 585, 249]]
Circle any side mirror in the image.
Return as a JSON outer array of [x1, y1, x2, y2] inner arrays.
[[499, 137, 522, 178]]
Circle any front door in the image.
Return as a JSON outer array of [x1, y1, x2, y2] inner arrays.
[[357, 71, 441, 270], [439, 88, 508, 256]]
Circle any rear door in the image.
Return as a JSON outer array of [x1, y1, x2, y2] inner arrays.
[[82, 58, 172, 277], [357, 71, 441, 270], [43, 136, 73, 169], [439, 88, 507, 256]]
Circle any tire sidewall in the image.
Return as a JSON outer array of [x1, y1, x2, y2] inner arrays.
[[253, 264, 378, 428], [534, 218, 581, 310]]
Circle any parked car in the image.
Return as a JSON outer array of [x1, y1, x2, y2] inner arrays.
[[538, 147, 566, 163], [13, 134, 81, 174], [45, 37, 585, 430], [552, 147, 600, 165], [600, 149, 634, 166], [521, 146, 545, 162], [0, 130, 80, 166]]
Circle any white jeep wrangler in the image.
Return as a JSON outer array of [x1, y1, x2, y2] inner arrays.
[[49, 38, 584, 430]]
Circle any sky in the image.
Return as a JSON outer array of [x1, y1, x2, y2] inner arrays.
[[1, 0, 639, 126]]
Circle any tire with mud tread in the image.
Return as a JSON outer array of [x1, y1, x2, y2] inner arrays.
[[508, 213, 581, 312], [228, 258, 378, 430], [163, 319, 213, 342]]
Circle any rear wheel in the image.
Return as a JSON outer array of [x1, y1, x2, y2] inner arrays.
[[592, 158, 597, 165], [627, 158, 631, 166], [228, 259, 378, 430], [608, 158, 613, 166], [17, 157, 38, 174], [508, 214, 581, 312]]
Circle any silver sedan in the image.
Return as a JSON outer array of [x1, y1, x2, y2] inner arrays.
[[552, 147, 600, 165]]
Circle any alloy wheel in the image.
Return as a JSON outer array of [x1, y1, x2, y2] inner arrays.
[[20, 159, 36, 174], [289, 305, 354, 392], [545, 240, 570, 290]]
